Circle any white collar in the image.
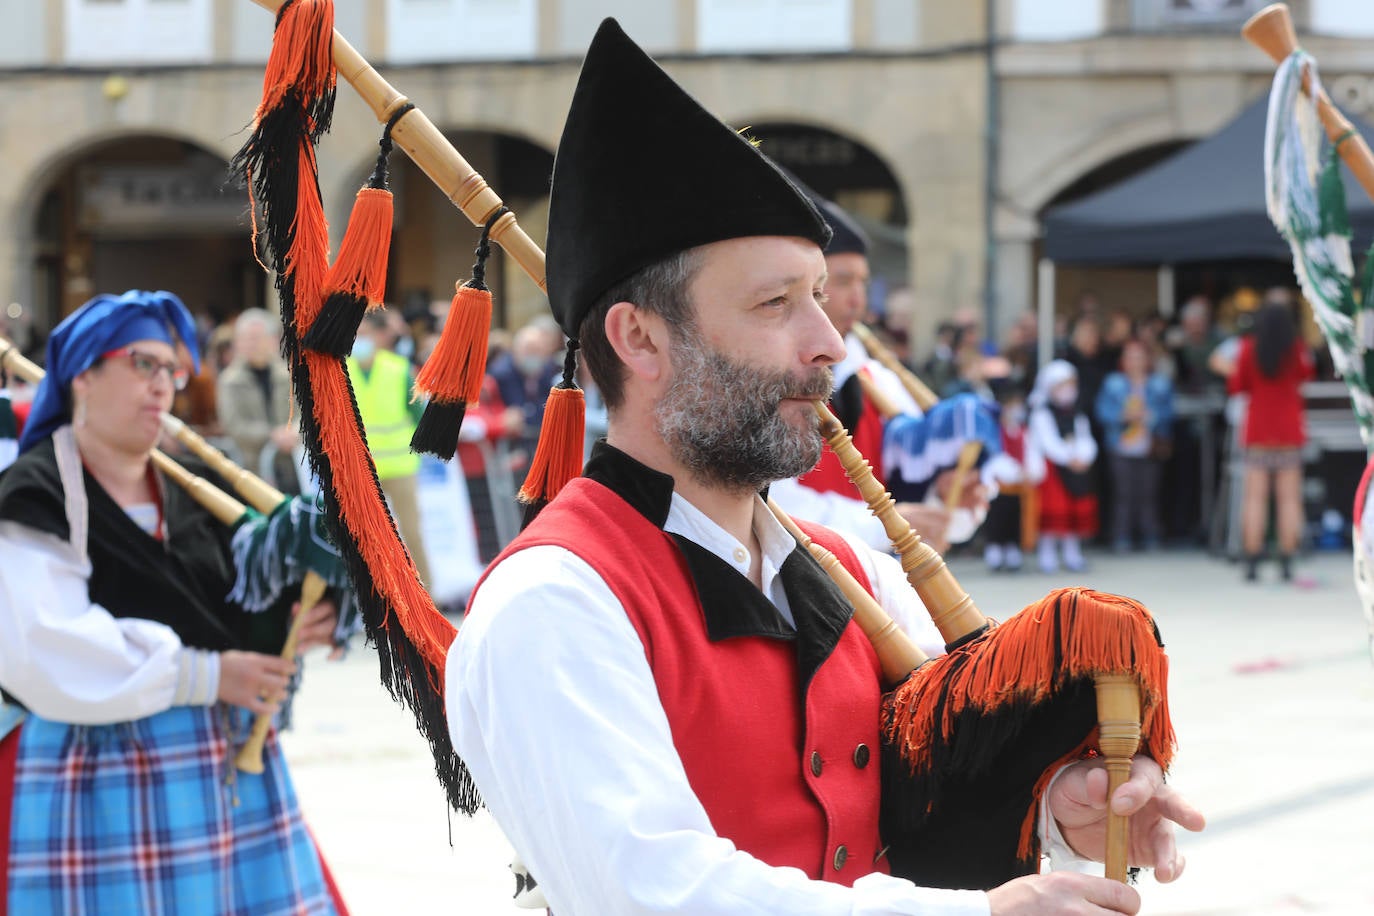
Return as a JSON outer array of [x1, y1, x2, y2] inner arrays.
[[664, 492, 798, 626]]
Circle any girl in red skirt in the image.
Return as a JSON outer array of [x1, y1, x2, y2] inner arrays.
[[1027, 359, 1099, 572]]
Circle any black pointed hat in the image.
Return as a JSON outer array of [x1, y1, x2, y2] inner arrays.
[[773, 164, 871, 258], [814, 196, 870, 257], [546, 18, 832, 339]]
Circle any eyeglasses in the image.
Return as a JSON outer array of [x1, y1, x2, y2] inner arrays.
[[100, 347, 190, 391]]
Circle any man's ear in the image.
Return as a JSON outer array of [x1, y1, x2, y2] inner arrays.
[[603, 301, 669, 385]]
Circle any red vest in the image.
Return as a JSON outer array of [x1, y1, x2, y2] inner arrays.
[[476, 470, 887, 884], [800, 374, 886, 497]]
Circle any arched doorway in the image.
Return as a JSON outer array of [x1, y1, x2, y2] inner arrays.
[[747, 122, 909, 323], [388, 130, 554, 332], [29, 135, 256, 331]]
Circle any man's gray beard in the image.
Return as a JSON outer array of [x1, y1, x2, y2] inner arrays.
[[655, 326, 832, 495]]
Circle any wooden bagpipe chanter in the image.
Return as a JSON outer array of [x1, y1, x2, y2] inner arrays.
[[233, 0, 1178, 887]]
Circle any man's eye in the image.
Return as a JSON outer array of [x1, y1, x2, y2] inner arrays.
[[815, 290, 830, 306], [763, 296, 787, 309], [133, 356, 156, 372]]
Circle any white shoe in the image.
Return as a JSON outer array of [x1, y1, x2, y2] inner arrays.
[[1004, 544, 1023, 571], [984, 543, 1004, 571], [1063, 536, 1086, 572], [1038, 537, 1059, 574]]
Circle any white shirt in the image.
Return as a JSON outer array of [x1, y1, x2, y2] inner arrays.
[[0, 441, 220, 724], [1025, 408, 1098, 485], [0, 521, 220, 722], [447, 488, 1081, 915]]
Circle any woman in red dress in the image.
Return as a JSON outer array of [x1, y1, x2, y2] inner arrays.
[[1230, 293, 1314, 582]]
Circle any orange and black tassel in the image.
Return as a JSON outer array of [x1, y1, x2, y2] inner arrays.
[[304, 104, 413, 356], [409, 208, 508, 460], [517, 340, 586, 527]]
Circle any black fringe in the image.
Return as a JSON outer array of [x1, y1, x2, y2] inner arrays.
[[302, 290, 368, 357], [239, 96, 481, 814], [880, 676, 1099, 890], [271, 0, 336, 142], [232, 100, 311, 283], [410, 399, 467, 461], [292, 354, 480, 814], [520, 497, 548, 531]]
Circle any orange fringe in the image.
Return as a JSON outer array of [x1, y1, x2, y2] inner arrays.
[[275, 128, 453, 683], [255, 0, 336, 120], [287, 143, 331, 334], [413, 285, 492, 405], [324, 187, 393, 304], [888, 585, 1175, 785], [306, 349, 457, 676], [517, 386, 586, 504]]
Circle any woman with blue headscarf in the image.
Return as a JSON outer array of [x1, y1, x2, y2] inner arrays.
[[0, 291, 346, 913]]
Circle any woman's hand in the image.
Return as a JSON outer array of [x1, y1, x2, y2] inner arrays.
[[218, 650, 297, 715], [291, 598, 339, 655]]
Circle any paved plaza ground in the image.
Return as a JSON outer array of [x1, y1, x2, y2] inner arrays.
[[281, 548, 1374, 914]]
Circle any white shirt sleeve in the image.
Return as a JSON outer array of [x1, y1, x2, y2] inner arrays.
[[865, 361, 923, 417], [446, 544, 990, 916], [768, 476, 892, 553], [0, 521, 219, 724]]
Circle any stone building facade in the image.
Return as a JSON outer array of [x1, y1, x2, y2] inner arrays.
[[1, 0, 1372, 358]]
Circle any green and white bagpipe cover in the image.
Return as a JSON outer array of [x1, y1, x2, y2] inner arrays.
[[1263, 49, 1374, 665]]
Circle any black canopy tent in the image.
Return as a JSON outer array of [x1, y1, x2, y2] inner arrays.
[[1034, 94, 1374, 368], [1042, 93, 1374, 265]]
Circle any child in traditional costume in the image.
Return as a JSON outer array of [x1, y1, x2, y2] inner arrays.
[[1026, 360, 1099, 573]]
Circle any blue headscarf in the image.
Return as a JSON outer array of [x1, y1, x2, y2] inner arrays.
[[19, 290, 201, 453]]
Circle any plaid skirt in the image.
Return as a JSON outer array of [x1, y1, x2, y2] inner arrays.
[[5, 704, 343, 916]]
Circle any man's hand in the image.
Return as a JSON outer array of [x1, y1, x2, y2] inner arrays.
[[989, 873, 1137, 916], [1050, 755, 1206, 882], [895, 501, 951, 553], [1068, 459, 1091, 473], [933, 468, 986, 510], [987, 871, 1140, 915], [218, 650, 297, 715], [291, 598, 339, 656]]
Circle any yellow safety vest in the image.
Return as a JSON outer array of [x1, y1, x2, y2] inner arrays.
[[347, 349, 420, 480]]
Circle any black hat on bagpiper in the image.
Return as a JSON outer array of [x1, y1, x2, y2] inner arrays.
[[814, 195, 870, 257], [774, 166, 871, 259], [545, 19, 831, 337], [518, 18, 833, 520]]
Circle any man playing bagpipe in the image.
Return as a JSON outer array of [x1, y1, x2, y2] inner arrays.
[[770, 185, 998, 554], [445, 19, 1202, 915]]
